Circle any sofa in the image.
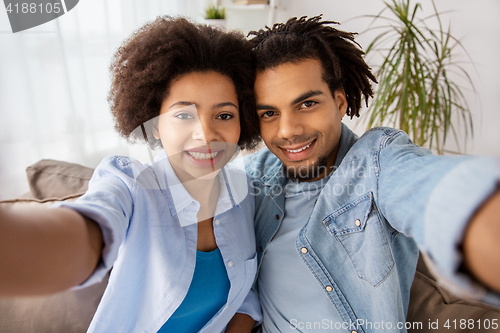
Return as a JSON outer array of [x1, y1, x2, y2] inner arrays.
[[0, 159, 498, 332]]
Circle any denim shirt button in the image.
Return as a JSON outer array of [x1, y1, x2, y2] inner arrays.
[[227, 261, 233, 267], [300, 247, 308, 254], [215, 219, 220, 225], [355, 219, 361, 227], [325, 285, 333, 292], [271, 184, 282, 195]]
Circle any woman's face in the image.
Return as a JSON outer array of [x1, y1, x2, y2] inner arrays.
[[154, 71, 241, 181]]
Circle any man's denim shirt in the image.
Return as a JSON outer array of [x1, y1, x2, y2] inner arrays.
[[245, 124, 500, 332]]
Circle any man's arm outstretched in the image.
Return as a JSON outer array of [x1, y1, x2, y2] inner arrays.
[[463, 187, 500, 293]]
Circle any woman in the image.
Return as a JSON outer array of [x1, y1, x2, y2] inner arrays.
[[0, 17, 261, 332]]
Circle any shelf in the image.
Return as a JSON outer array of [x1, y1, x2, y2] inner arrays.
[[226, 4, 270, 10], [225, 0, 278, 27]]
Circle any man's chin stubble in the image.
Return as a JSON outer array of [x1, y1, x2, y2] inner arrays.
[[283, 156, 330, 182]]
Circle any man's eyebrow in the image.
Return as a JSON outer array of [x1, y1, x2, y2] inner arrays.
[[256, 90, 324, 111], [256, 104, 277, 111], [291, 90, 324, 105]]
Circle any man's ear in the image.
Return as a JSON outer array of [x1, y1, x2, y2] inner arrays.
[[334, 89, 348, 118]]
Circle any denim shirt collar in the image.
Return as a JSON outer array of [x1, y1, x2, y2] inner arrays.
[[334, 123, 359, 168]]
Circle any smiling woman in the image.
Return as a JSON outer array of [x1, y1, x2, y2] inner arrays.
[[154, 71, 241, 182], [0, 16, 261, 333]]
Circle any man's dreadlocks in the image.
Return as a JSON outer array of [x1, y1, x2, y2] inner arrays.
[[248, 15, 377, 118]]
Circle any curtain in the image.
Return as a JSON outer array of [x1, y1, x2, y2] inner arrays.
[[0, 0, 206, 200]]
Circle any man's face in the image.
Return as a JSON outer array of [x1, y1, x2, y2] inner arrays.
[[254, 59, 347, 182]]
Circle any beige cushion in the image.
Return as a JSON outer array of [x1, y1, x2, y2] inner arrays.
[[0, 160, 107, 333], [25, 159, 93, 199], [408, 264, 500, 333]]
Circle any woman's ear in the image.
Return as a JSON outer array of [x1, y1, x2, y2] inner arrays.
[[152, 120, 160, 140]]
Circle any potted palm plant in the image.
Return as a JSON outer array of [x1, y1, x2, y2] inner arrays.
[[363, 0, 476, 154]]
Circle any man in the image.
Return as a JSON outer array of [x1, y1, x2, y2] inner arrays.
[[245, 16, 500, 332]]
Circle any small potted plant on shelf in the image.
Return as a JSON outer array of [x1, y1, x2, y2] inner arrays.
[[204, 4, 226, 29]]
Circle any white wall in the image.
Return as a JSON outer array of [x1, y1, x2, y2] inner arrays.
[[225, 0, 500, 156], [0, 0, 207, 200], [0, 0, 498, 199]]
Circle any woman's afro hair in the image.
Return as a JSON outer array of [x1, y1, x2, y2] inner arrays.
[[108, 16, 261, 150]]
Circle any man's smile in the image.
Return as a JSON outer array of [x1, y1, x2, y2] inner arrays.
[[279, 139, 317, 162]]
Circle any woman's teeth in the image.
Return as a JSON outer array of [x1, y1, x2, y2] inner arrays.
[[286, 142, 312, 153], [187, 151, 220, 160]]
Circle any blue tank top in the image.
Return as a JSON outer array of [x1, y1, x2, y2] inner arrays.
[[158, 248, 230, 332]]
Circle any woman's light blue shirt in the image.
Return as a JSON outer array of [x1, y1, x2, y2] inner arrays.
[[55, 151, 260, 332], [158, 248, 231, 333]]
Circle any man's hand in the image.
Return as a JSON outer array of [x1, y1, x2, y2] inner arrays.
[[463, 188, 500, 292]]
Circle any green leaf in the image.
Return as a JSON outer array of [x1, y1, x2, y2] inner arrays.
[[361, 0, 477, 154]]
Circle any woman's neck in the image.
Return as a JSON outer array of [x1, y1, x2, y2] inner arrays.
[[181, 175, 221, 222]]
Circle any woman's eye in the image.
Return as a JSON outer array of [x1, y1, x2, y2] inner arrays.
[[217, 113, 233, 120], [175, 113, 194, 120], [300, 101, 316, 109], [260, 111, 275, 118]]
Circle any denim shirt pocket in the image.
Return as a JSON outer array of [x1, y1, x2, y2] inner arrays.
[[323, 192, 395, 286]]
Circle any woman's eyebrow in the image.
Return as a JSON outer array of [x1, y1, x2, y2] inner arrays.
[[168, 101, 196, 109], [213, 102, 238, 110], [168, 102, 238, 110]]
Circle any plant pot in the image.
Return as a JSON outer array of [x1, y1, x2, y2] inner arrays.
[[203, 19, 226, 29]]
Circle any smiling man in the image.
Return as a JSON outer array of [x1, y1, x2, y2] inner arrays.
[[255, 59, 346, 182], [245, 16, 500, 333]]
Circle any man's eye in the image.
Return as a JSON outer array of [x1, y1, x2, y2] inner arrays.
[[175, 113, 194, 120], [300, 101, 316, 108], [217, 113, 233, 120], [260, 111, 275, 118]]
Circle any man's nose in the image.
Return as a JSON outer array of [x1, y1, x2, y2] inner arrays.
[[278, 111, 303, 140]]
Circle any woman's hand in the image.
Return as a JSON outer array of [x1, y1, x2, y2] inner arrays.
[[225, 313, 256, 333]]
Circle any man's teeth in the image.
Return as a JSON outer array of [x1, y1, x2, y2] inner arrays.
[[187, 151, 220, 160], [286, 142, 312, 153]]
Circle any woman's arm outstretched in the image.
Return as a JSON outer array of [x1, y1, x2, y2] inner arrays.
[[0, 206, 103, 296]]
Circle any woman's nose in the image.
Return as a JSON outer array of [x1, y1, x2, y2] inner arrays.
[[192, 117, 220, 143]]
